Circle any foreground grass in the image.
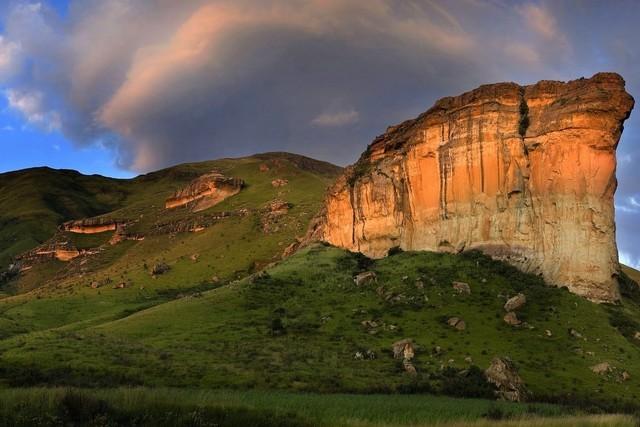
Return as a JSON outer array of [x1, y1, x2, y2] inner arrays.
[[0, 388, 635, 427]]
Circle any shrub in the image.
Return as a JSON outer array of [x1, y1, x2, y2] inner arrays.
[[438, 366, 496, 399]]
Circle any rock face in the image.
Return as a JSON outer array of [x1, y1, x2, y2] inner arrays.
[[61, 218, 121, 234], [165, 172, 243, 211], [310, 73, 634, 302]]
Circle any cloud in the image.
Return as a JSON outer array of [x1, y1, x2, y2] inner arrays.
[[619, 251, 639, 269], [518, 4, 560, 41], [311, 108, 359, 127], [5, 88, 61, 131], [0, 36, 21, 80]]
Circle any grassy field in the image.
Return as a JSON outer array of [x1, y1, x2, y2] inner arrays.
[[0, 387, 635, 427], [0, 245, 639, 413]]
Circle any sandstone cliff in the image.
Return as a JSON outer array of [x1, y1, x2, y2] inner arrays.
[[165, 172, 244, 211], [309, 73, 634, 302]]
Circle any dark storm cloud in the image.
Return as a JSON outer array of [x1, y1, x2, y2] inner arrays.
[[0, 0, 639, 264]]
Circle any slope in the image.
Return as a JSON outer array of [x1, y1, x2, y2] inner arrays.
[[0, 168, 130, 270], [1, 244, 639, 411], [0, 153, 341, 332]]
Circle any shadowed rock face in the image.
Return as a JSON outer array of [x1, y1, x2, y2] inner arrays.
[[309, 73, 634, 302]]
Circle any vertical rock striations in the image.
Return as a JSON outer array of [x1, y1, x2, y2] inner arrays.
[[310, 73, 634, 302]]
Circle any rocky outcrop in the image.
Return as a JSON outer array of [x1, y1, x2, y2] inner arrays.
[[165, 172, 243, 211], [310, 73, 634, 302], [260, 199, 291, 233], [61, 218, 122, 234], [485, 357, 527, 402]]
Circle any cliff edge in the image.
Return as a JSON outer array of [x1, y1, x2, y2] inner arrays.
[[309, 73, 634, 302]]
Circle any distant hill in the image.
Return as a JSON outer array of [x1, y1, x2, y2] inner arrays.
[[0, 151, 340, 295], [0, 168, 130, 270], [623, 265, 640, 285]]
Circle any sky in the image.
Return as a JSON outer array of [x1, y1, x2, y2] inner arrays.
[[0, 0, 638, 267]]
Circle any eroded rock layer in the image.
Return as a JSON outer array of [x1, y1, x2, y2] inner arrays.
[[61, 218, 121, 234], [165, 172, 244, 211], [311, 73, 634, 302]]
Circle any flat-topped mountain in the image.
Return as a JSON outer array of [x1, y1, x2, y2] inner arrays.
[[309, 73, 635, 302]]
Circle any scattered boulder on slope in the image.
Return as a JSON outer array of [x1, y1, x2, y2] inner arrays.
[[354, 271, 377, 287], [452, 281, 471, 295], [447, 317, 466, 331], [484, 357, 527, 402], [504, 293, 527, 312], [590, 362, 611, 375], [503, 311, 521, 326]]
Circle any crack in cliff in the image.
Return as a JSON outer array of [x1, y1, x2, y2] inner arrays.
[[518, 87, 530, 138]]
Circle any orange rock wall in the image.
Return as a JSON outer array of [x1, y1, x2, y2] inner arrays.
[[314, 73, 634, 302]]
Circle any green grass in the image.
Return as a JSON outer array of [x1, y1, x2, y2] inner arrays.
[[0, 245, 639, 413], [0, 153, 340, 336], [1, 387, 633, 427]]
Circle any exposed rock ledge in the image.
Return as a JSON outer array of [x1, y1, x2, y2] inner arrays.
[[60, 218, 123, 234], [307, 73, 634, 302], [165, 172, 244, 212]]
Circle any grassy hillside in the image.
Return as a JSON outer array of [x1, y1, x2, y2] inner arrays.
[[0, 168, 130, 270], [1, 244, 639, 413], [0, 152, 340, 329], [622, 265, 640, 286]]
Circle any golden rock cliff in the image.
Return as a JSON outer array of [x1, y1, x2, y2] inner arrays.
[[310, 73, 634, 302]]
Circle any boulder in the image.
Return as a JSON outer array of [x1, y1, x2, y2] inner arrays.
[[452, 281, 471, 295], [354, 271, 377, 287], [484, 357, 528, 402], [569, 328, 583, 339], [590, 362, 611, 375], [447, 317, 466, 331], [504, 293, 526, 312], [271, 179, 289, 187], [392, 339, 415, 360], [503, 311, 521, 326]]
